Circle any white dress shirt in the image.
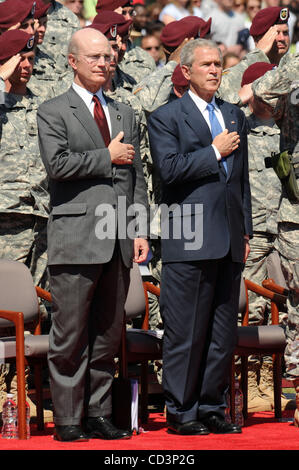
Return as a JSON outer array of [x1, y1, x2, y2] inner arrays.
[[188, 90, 225, 162], [72, 82, 112, 136]]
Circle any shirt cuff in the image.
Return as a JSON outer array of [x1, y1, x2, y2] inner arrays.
[[212, 144, 222, 161]]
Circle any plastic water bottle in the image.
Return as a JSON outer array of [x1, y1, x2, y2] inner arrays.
[[235, 378, 244, 427], [1, 394, 17, 439]]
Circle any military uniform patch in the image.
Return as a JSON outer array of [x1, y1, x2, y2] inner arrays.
[[280, 8, 288, 21]]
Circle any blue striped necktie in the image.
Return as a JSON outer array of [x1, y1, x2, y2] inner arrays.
[[206, 102, 227, 173]]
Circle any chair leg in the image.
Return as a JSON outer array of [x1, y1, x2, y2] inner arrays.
[[273, 353, 282, 419], [240, 356, 248, 420], [16, 358, 27, 439], [34, 363, 44, 431], [140, 361, 149, 424]]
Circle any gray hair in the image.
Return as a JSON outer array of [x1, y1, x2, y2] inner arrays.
[[180, 39, 223, 68]]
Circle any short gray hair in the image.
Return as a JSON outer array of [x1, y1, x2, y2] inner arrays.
[[180, 39, 223, 68]]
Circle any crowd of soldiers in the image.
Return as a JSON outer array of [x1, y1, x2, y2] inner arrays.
[[0, 0, 298, 427]]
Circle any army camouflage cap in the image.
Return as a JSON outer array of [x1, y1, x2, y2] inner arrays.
[[0, 0, 36, 30], [161, 16, 212, 48], [0, 30, 35, 61], [250, 7, 289, 36]]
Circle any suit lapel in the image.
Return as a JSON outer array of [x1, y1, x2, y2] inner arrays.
[[216, 99, 236, 180], [67, 87, 106, 148], [181, 93, 212, 146], [105, 95, 123, 140]]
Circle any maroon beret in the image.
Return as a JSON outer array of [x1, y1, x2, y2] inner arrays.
[[89, 11, 132, 39], [0, 30, 35, 61], [171, 64, 189, 87], [160, 16, 212, 48], [241, 62, 275, 86], [96, 0, 132, 12], [250, 7, 289, 36], [34, 0, 51, 19], [0, 0, 36, 30]]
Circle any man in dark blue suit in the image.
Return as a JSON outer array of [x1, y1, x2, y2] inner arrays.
[[147, 38, 252, 435]]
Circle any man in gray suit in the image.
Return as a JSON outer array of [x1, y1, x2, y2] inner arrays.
[[37, 28, 149, 442]]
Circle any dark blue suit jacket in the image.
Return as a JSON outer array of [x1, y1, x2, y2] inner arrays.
[[148, 92, 252, 263]]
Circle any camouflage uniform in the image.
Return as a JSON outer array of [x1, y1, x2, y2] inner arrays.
[[0, 88, 49, 284], [243, 111, 282, 325], [39, 0, 80, 76], [118, 44, 156, 85], [132, 60, 178, 114], [217, 48, 270, 105], [253, 52, 299, 380], [0, 88, 50, 411], [30, 46, 73, 100]]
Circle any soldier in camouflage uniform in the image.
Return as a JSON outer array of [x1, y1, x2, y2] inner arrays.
[[94, 0, 156, 85], [0, 30, 51, 421], [237, 62, 296, 412], [252, 51, 299, 426], [39, 0, 80, 75], [30, 0, 74, 100]]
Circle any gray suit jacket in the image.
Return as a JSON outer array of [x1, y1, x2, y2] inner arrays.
[[37, 86, 148, 267]]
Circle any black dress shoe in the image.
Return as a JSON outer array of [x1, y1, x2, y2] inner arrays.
[[202, 414, 242, 434], [83, 417, 132, 440], [167, 419, 210, 435], [54, 425, 89, 442]]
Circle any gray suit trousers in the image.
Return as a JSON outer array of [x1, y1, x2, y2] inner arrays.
[[48, 245, 130, 426]]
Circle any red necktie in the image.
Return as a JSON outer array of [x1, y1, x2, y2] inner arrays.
[[93, 94, 110, 147]]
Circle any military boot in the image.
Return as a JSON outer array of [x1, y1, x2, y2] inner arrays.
[[294, 378, 299, 427], [259, 361, 296, 410], [247, 364, 272, 412]]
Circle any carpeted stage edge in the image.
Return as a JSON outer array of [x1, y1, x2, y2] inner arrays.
[[0, 410, 298, 452]]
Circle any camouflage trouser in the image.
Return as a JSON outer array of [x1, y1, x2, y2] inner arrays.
[[147, 239, 163, 384], [0, 213, 48, 409], [243, 232, 287, 326], [0, 213, 48, 287], [148, 239, 163, 330], [275, 222, 299, 380]]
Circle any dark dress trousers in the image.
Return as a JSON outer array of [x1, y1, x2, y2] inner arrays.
[[37, 87, 148, 425], [148, 92, 252, 423]]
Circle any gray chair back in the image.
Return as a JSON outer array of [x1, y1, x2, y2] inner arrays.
[[0, 260, 39, 329], [125, 263, 146, 320]]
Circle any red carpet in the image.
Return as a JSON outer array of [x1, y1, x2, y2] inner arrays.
[[0, 410, 298, 452]]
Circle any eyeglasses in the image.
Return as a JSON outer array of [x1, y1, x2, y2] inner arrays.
[[78, 54, 114, 64], [145, 46, 160, 51]]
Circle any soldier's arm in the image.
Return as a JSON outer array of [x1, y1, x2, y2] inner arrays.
[[218, 27, 281, 105], [217, 48, 270, 105], [252, 53, 299, 110], [133, 61, 177, 113]]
